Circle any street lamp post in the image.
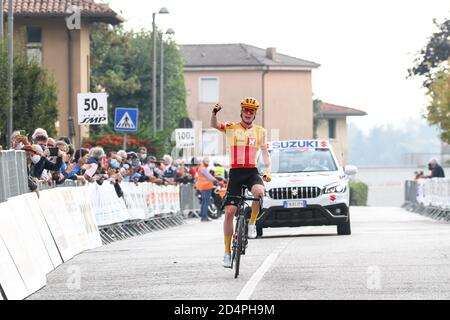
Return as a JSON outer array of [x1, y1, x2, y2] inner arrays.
[[7, 0, 13, 148], [0, 0, 4, 39], [160, 28, 175, 131], [151, 7, 169, 136]]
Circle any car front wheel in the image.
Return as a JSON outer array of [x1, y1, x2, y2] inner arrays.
[[337, 213, 351, 235]]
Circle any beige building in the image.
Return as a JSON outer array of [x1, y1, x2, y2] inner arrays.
[[180, 44, 320, 157], [2, 0, 122, 147], [316, 102, 367, 165]]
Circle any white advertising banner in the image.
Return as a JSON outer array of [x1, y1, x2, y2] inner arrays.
[[38, 189, 78, 262], [90, 183, 130, 226], [121, 183, 146, 220], [58, 187, 102, 251], [7, 196, 54, 276], [0, 201, 46, 297], [23, 193, 63, 269], [76, 187, 103, 249], [0, 203, 29, 300]]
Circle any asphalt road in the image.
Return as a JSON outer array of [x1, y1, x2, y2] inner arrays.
[[28, 206, 450, 300]]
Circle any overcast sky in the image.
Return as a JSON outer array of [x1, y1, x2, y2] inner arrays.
[[107, 0, 449, 133]]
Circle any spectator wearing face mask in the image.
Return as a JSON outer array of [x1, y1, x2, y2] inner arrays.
[[64, 148, 89, 182], [138, 147, 148, 162], [22, 144, 42, 197], [83, 147, 107, 183], [143, 156, 165, 185]]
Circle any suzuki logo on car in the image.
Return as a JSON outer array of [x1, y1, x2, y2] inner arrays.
[[330, 195, 337, 202], [271, 140, 328, 149]]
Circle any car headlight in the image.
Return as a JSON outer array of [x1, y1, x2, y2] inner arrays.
[[323, 182, 347, 194]]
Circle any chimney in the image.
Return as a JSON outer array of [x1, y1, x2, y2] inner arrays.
[[266, 47, 277, 61]]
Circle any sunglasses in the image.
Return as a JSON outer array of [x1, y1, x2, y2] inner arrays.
[[242, 108, 256, 115]]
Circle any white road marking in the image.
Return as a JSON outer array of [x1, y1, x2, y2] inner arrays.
[[236, 240, 291, 300]]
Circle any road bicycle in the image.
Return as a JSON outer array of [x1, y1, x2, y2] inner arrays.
[[228, 185, 262, 279]]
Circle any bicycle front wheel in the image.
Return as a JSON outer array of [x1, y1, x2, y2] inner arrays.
[[234, 214, 245, 279]]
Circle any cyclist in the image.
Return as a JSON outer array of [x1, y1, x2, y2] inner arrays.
[[211, 97, 272, 268]]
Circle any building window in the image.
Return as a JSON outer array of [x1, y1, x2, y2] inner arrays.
[[328, 119, 336, 139], [26, 26, 42, 66], [200, 77, 219, 103]]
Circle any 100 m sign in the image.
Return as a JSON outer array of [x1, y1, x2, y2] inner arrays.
[[175, 129, 195, 148]]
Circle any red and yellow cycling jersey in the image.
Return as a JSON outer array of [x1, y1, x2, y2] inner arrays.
[[219, 122, 268, 169]]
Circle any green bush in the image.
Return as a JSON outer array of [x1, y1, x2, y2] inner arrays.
[[349, 181, 368, 206]]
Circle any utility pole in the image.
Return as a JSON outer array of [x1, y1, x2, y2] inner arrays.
[[152, 13, 157, 136], [7, 0, 14, 148], [160, 32, 164, 131], [0, 0, 4, 39]]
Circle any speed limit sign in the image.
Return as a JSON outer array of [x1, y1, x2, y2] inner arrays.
[[77, 92, 108, 125]]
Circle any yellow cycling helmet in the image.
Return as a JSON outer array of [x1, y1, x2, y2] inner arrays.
[[240, 97, 260, 109]]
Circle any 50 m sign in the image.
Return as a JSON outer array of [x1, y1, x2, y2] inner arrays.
[[77, 93, 108, 125]]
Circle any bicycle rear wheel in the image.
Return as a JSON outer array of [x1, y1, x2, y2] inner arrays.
[[234, 214, 245, 279]]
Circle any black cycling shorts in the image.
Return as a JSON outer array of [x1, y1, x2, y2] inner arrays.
[[222, 168, 264, 207]]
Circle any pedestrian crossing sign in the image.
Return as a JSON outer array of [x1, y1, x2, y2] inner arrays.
[[114, 108, 139, 132]]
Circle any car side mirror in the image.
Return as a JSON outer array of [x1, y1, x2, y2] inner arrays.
[[344, 165, 358, 176]]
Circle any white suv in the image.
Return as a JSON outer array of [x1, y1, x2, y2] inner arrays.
[[255, 140, 357, 237]]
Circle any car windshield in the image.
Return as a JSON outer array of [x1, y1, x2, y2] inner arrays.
[[258, 148, 338, 173]]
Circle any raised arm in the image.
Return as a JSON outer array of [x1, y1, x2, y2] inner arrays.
[[210, 103, 223, 130]]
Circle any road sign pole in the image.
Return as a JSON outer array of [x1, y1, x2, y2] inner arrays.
[[123, 133, 127, 152]]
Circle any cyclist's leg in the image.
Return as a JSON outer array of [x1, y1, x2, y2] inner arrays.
[[224, 205, 237, 254], [247, 170, 265, 225], [222, 169, 242, 255]]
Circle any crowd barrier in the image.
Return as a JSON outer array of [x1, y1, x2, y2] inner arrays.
[[402, 178, 450, 221], [0, 180, 191, 300], [0, 151, 29, 203]]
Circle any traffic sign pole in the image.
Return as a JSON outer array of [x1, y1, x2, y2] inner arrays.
[[123, 133, 127, 152]]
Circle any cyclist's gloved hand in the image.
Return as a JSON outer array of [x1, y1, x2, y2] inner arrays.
[[262, 172, 272, 183], [212, 103, 222, 115]]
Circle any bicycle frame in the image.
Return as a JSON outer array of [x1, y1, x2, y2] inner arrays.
[[228, 185, 262, 278]]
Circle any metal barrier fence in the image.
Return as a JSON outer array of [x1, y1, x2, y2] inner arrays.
[[179, 183, 201, 218], [404, 180, 418, 205], [403, 178, 450, 221], [0, 151, 29, 203]]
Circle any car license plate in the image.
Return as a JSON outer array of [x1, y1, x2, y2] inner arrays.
[[283, 200, 307, 208]]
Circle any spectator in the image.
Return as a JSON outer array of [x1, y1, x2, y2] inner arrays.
[[138, 147, 148, 162], [117, 150, 128, 163], [83, 147, 106, 183], [64, 148, 89, 182], [22, 144, 42, 197], [143, 156, 165, 185], [32, 128, 48, 145], [213, 162, 228, 181], [427, 159, 445, 178], [58, 136, 72, 145], [162, 154, 177, 181], [195, 157, 219, 222], [10, 133, 30, 150], [30, 144, 64, 179]]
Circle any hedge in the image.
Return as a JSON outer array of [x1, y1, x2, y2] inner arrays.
[[349, 181, 368, 206]]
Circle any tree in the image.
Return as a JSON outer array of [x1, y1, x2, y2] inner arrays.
[[408, 18, 449, 88], [425, 70, 450, 143], [409, 17, 450, 144], [89, 24, 188, 156], [0, 43, 58, 147]]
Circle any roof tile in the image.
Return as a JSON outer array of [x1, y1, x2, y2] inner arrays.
[[2, 0, 123, 24]]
